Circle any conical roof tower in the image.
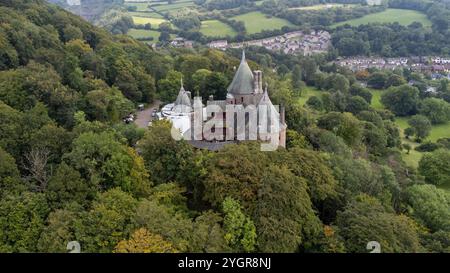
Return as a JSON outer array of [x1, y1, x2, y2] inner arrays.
[[173, 78, 191, 113], [227, 50, 254, 95]]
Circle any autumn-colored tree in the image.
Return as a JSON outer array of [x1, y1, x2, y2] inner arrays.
[[114, 228, 177, 253]]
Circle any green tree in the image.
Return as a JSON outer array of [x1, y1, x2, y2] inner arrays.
[[406, 184, 450, 232], [317, 112, 363, 147], [403, 143, 412, 154], [306, 96, 323, 111], [418, 149, 450, 186], [134, 199, 193, 252], [325, 74, 350, 93], [64, 131, 151, 196], [74, 188, 138, 253], [362, 122, 388, 155], [419, 98, 450, 124], [404, 127, 415, 139], [381, 85, 419, 116], [189, 211, 230, 253], [254, 165, 322, 252], [0, 147, 25, 196], [179, 55, 211, 89], [222, 197, 257, 253], [350, 84, 372, 103], [0, 101, 24, 157], [157, 70, 183, 103], [408, 115, 432, 140], [0, 192, 49, 252], [282, 148, 337, 205], [291, 65, 303, 92], [37, 205, 82, 253], [137, 120, 198, 186], [368, 72, 388, 89], [336, 194, 422, 253], [203, 143, 267, 212], [346, 96, 369, 114], [286, 129, 309, 149], [46, 163, 93, 209], [28, 124, 73, 164], [386, 73, 406, 88]]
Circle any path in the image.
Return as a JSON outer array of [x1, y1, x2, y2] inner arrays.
[[134, 100, 161, 129]]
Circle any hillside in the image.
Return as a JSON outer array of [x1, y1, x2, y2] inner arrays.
[[331, 8, 432, 27], [0, 0, 166, 126], [0, 0, 449, 254]]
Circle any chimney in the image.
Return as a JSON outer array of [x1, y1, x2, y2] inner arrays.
[[253, 70, 263, 93], [209, 95, 214, 101], [280, 105, 286, 125]]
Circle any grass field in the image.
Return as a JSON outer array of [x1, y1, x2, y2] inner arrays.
[[128, 11, 164, 18], [369, 89, 384, 109], [231, 11, 296, 34], [200, 20, 236, 37], [364, 89, 449, 169], [132, 16, 168, 27], [289, 3, 357, 11], [298, 86, 324, 106], [152, 0, 195, 12], [395, 116, 450, 168], [127, 28, 161, 40], [396, 116, 450, 193], [332, 9, 432, 28]]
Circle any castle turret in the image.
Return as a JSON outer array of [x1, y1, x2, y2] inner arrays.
[[173, 78, 192, 114], [227, 50, 254, 95]]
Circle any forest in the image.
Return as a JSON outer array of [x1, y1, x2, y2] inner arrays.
[[0, 0, 448, 253]]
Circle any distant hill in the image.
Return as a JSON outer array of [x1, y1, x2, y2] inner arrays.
[[47, 0, 122, 22]]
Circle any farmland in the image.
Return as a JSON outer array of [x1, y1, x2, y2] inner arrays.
[[132, 16, 168, 27], [332, 8, 432, 28], [127, 28, 165, 42], [231, 11, 296, 35], [200, 20, 237, 38]]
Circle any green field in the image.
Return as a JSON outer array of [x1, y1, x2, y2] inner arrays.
[[298, 86, 324, 106], [290, 3, 357, 10], [128, 28, 161, 40], [200, 20, 236, 37], [231, 11, 296, 34], [132, 16, 168, 27], [332, 9, 432, 28], [397, 121, 450, 193], [394, 116, 450, 168], [370, 89, 384, 109], [128, 11, 164, 18], [152, 0, 195, 12]]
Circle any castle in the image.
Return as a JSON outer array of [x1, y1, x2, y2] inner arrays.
[[160, 51, 287, 151]]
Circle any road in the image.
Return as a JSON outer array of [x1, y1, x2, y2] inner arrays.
[[134, 100, 161, 129]]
